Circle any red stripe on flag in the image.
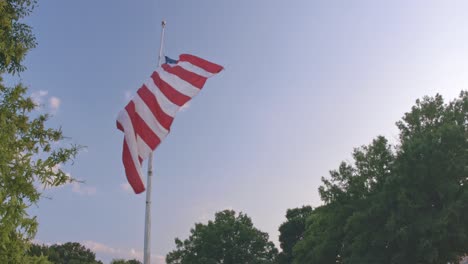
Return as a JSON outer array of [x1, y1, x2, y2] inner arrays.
[[125, 101, 161, 149], [124, 101, 139, 137], [179, 54, 224, 74], [117, 54, 223, 195], [151, 71, 191, 107], [122, 140, 145, 194], [137, 85, 174, 131], [162, 64, 207, 89], [134, 113, 161, 149], [116, 121, 124, 131]]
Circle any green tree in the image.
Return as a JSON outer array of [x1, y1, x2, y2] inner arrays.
[[28, 243, 49, 258], [293, 202, 351, 263], [110, 259, 142, 264], [0, 77, 79, 263], [277, 206, 312, 264], [24, 244, 52, 264], [382, 93, 468, 263], [294, 92, 468, 264], [0, 1, 80, 262], [166, 210, 278, 264], [0, 0, 37, 74], [28, 242, 103, 264], [26, 255, 52, 264]]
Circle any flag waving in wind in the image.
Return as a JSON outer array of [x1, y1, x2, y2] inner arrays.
[[117, 54, 223, 194]]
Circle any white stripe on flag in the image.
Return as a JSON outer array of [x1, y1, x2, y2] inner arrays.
[[177, 61, 215, 78], [156, 67, 201, 98], [136, 135, 152, 160], [133, 94, 169, 140], [144, 78, 180, 117], [117, 110, 144, 181]]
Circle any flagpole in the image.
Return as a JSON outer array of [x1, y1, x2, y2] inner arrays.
[[144, 20, 166, 264]]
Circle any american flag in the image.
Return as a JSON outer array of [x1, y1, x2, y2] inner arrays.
[[117, 54, 223, 194]]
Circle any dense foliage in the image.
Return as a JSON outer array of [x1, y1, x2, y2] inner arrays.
[[29, 242, 103, 264], [166, 210, 278, 264], [0, 0, 37, 74], [293, 93, 468, 264], [277, 206, 313, 264], [0, 78, 79, 263], [0, 0, 79, 262]]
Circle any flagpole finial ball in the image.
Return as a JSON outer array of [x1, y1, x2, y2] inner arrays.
[[162, 20, 166, 27]]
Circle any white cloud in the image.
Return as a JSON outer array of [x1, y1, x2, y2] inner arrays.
[[153, 255, 166, 264], [124, 90, 133, 101], [83, 240, 116, 255], [35, 169, 97, 196], [82, 240, 165, 264], [120, 182, 133, 194], [49, 96, 61, 112], [51, 164, 61, 173], [31, 239, 54, 246], [180, 102, 191, 112], [71, 182, 97, 196], [31, 90, 48, 107], [30, 91, 61, 113]]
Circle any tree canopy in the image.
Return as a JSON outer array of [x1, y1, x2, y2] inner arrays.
[[0, 0, 79, 262], [0, 0, 37, 74], [29, 242, 103, 264], [166, 210, 278, 264], [277, 206, 313, 264], [293, 92, 468, 264], [0, 78, 79, 262]]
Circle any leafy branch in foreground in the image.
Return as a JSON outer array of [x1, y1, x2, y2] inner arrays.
[[0, 80, 80, 262]]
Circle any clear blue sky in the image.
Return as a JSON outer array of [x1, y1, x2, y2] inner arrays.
[[14, 1, 468, 263]]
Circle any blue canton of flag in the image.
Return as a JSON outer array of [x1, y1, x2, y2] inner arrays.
[[165, 56, 178, 64]]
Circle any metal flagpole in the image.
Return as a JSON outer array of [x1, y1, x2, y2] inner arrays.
[[144, 20, 166, 264]]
